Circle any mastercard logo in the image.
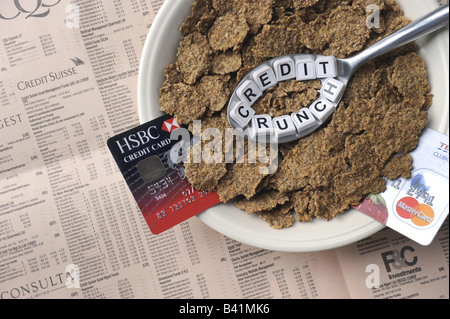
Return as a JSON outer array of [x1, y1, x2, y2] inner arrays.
[[396, 197, 434, 227]]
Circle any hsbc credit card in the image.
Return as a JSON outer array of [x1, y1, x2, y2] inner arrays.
[[107, 115, 221, 235]]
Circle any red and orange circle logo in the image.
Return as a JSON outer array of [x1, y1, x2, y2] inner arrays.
[[396, 197, 434, 227]]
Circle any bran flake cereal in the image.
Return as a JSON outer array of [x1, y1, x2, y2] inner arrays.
[[259, 202, 295, 229], [216, 162, 268, 203], [185, 160, 228, 191], [211, 51, 243, 75], [198, 75, 231, 113], [233, 0, 274, 34], [382, 154, 413, 180], [176, 32, 212, 85], [294, 0, 320, 10], [234, 190, 290, 215], [159, 0, 433, 229], [159, 82, 206, 124], [208, 13, 250, 52], [180, 0, 215, 35], [184, 111, 232, 191], [325, 6, 371, 58]]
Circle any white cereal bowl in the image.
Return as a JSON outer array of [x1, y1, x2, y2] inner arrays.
[[138, 0, 449, 252]]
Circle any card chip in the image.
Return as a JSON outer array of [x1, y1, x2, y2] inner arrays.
[[137, 155, 166, 183]]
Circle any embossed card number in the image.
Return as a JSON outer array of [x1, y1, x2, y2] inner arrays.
[[0, 0, 61, 20]]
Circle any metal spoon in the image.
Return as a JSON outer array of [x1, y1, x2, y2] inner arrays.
[[227, 4, 449, 144]]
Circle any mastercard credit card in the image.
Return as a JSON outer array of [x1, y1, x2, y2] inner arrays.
[[107, 114, 221, 235], [354, 128, 449, 246]]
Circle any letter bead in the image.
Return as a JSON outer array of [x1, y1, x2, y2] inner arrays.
[[252, 114, 274, 136], [320, 78, 346, 103], [236, 80, 262, 106], [295, 58, 316, 81], [291, 108, 317, 133], [309, 98, 336, 123], [273, 115, 297, 138], [252, 65, 278, 91], [230, 101, 255, 128], [315, 56, 338, 79], [273, 57, 296, 81]]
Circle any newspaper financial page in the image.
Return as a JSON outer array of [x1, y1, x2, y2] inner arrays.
[[0, 0, 448, 300]]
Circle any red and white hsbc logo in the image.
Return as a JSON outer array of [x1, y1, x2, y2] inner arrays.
[[162, 118, 181, 133]]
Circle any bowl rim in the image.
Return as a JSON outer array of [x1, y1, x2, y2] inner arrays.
[[137, 0, 449, 252]]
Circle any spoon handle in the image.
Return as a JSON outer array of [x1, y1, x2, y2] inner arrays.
[[344, 4, 449, 75]]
